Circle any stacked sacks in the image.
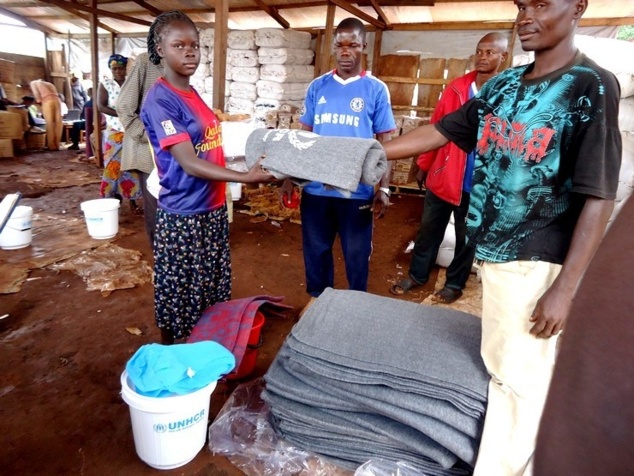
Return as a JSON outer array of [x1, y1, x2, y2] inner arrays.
[[227, 30, 259, 114], [254, 28, 314, 126], [263, 288, 489, 475], [574, 35, 634, 220]]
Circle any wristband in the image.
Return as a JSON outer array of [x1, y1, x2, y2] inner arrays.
[[379, 187, 391, 197]]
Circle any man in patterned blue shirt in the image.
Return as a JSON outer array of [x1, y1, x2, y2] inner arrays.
[[383, 0, 621, 474]]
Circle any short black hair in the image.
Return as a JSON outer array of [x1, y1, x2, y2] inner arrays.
[[147, 10, 198, 66], [22, 95, 35, 102], [336, 17, 366, 40]]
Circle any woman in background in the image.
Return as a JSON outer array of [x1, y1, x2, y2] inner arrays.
[[98, 54, 142, 214]]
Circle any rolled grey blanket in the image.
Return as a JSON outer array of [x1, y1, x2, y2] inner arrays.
[[245, 128, 388, 193]]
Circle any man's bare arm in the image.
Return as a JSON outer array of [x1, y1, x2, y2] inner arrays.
[[530, 196, 614, 338], [382, 123, 449, 161]]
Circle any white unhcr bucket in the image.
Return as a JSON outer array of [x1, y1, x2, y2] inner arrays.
[[80, 198, 120, 239], [120, 370, 217, 470], [0, 205, 33, 250], [229, 182, 242, 201]]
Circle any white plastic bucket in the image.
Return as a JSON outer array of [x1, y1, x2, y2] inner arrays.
[[120, 370, 217, 470], [80, 198, 120, 239], [0, 205, 33, 250], [229, 182, 242, 201]]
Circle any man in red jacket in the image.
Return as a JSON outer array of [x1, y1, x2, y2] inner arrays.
[[390, 32, 508, 303]]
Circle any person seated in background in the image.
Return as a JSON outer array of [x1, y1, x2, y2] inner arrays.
[[21, 96, 46, 131], [70, 71, 88, 111], [58, 93, 69, 117], [68, 87, 93, 151], [0, 84, 15, 110]]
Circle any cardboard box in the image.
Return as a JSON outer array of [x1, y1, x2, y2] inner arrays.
[[0, 110, 25, 140], [6, 106, 29, 131], [0, 138, 14, 158], [0, 59, 15, 83], [1, 82, 18, 102]]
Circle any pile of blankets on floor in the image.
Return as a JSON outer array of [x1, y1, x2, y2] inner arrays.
[[262, 288, 489, 475]]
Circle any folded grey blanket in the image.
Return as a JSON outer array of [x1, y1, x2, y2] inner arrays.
[[288, 288, 489, 405], [245, 128, 388, 193], [265, 352, 479, 465], [263, 386, 460, 468]]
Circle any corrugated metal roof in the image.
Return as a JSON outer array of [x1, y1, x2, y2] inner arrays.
[[0, 0, 632, 36]]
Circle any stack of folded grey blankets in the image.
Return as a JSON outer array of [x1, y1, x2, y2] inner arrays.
[[262, 288, 489, 475]]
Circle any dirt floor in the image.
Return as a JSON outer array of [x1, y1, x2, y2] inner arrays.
[[0, 148, 467, 475]]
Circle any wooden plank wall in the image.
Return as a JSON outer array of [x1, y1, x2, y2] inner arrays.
[[381, 54, 474, 190], [0, 53, 46, 102], [373, 54, 419, 107]]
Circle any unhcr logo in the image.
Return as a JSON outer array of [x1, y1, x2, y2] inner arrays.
[[153, 409, 206, 434]]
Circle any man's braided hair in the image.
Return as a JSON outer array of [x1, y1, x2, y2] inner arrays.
[[147, 10, 198, 66]]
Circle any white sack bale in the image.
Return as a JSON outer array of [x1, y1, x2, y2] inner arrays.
[[230, 81, 257, 101], [254, 97, 281, 119], [255, 28, 311, 49], [256, 80, 309, 101], [258, 47, 315, 65], [192, 63, 209, 79], [616, 130, 634, 202], [227, 97, 255, 114], [231, 66, 260, 84], [200, 92, 214, 109], [619, 96, 634, 133], [436, 214, 477, 273], [228, 30, 256, 50], [191, 78, 206, 95], [574, 35, 634, 98], [200, 28, 215, 48], [259, 64, 314, 83], [221, 119, 256, 158], [227, 48, 259, 67], [204, 76, 214, 94]]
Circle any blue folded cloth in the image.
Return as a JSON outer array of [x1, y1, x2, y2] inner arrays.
[[126, 341, 235, 397]]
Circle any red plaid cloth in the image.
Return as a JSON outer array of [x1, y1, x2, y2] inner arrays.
[[187, 295, 292, 371]]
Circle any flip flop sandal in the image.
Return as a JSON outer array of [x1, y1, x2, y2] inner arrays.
[[432, 286, 463, 304], [389, 277, 423, 296]]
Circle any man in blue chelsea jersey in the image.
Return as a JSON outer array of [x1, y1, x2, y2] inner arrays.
[[281, 17, 396, 297]]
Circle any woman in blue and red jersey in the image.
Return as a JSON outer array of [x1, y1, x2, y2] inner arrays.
[[141, 11, 272, 344]]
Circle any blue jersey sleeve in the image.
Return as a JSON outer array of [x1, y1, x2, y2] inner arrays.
[[372, 82, 396, 135]]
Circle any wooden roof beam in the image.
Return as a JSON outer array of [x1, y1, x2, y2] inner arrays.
[[329, 0, 386, 30], [131, 0, 162, 17], [38, 0, 152, 27], [253, 0, 290, 29], [0, 6, 57, 34], [367, 0, 391, 29], [356, 0, 434, 5], [51, 2, 118, 34]]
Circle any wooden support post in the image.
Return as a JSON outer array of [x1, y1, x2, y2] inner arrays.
[[212, 0, 229, 111], [319, 1, 336, 76], [372, 29, 382, 73], [90, 0, 102, 167], [504, 23, 518, 71], [313, 30, 323, 78]]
